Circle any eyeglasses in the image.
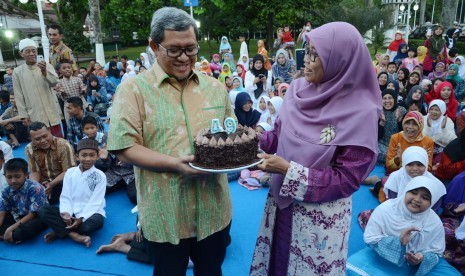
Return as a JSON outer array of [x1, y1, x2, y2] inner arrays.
[[305, 48, 319, 62], [158, 44, 199, 58]]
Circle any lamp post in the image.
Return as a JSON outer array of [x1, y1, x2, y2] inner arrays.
[[399, 4, 405, 24], [0, 22, 4, 67], [413, 2, 419, 29], [18, 0, 58, 63], [5, 30, 17, 67]]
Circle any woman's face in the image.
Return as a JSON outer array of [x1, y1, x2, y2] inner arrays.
[[441, 86, 452, 99], [277, 54, 286, 65], [448, 66, 457, 76], [139, 67, 146, 73], [433, 79, 443, 91], [403, 119, 420, 138], [268, 102, 276, 114], [91, 80, 98, 87], [382, 94, 395, 110], [404, 188, 431, 214], [409, 74, 420, 84], [398, 70, 405, 80], [303, 42, 324, 83], [222, 38, 227, 44], [95, 63, 102, 70], [434, 27, 443, 36], [405, 161, 426, 178], [378, 74, 388, 85], [429, 105, 442, 120], [387, 83, 395, 90], [224, 54, 230, 61], [274, 79, 282, 89], [395, 33, 401, 40], [223, 65, 229, 72], [382, 55, 390, 64], [249, 61, 253, 70], [242, 56, 248, 63], [254, 60, 263, 70], [140, 55, 145, 61], [242, 101, 252, 112], [202, 63, 208, 69], [225, 77, 232, 86], [401, 46, 407, 53], [214, 56, 220, 63], [258, 40, 264, 47], [412, 89, 422, 101], [259, 98, 267, 110], [233, 79, 240, 88], [236, 66, 243, 74], [456, 59, 462, 65], [436, 63, 445, 72]]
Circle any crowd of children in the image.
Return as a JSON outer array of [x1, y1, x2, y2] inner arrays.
[[2, 22, 465, 275]]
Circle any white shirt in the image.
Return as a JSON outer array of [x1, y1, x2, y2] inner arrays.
[[60, 165, 106, 221], [0, 141, 14, 163]]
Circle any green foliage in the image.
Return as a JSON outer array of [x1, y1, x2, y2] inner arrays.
[[365, 26, 391, 55], [323, 4, 391, 36]]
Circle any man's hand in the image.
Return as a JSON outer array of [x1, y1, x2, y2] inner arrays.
[[256, 153, 289, 175], [37, 61, 47, 77], [175, 155, 211, 178], [60, 212, 72, 226], [65, 217, 83, 230], [43, 181, 54, 199], [3, 226, 14, 243]]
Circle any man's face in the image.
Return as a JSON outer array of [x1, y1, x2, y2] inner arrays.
[[6, 68, 13, 75], [9, 95, 15, 107], [20, 47, 38, 65], [79, 68, 87, 75], [65, 103, 80, 117], [30, 127, 53, 150], [154, 27, 197, 82], [48, 28, 63, 45]]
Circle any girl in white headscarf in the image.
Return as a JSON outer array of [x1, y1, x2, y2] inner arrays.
[[423, 100, 457, 158], [456, 56, 465, 80], [257, 95, 270, 123], [139, 53, 152, 69], [266, 96, 283, 129], [237, 54, 249, 72], [361, 176, 457, 276], [383, 146, 442, 205]]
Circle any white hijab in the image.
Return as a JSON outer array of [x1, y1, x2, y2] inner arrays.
[[140, 53, 152, 69], [424, 99, 447, 137], [267, 97, 283, 128], [383, 146, 441, 198], [365, 176, 446, 254], [457, 56, 465, 80], [237, 54, 249, 71]]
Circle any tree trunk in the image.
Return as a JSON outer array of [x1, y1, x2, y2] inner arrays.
[[419, 0, 426, 25], [88, 0, 105, 65], [441, 0, 459, 29], [266, 12, 274, 55]]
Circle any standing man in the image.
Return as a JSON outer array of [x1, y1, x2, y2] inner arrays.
[[107, 7, 233, 276], [48, 24, 78, 75], [12, 38, 63, 138]]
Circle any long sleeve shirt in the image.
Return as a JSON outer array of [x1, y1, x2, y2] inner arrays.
[[12, 63, 62, 126], [60, 165, 106, 221]]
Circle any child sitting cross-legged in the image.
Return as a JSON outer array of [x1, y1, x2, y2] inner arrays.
[[81, 115, 107, 147], [0, 158, 48, 243], [348, 176, 461, 276], [38, 139, 106, 248]]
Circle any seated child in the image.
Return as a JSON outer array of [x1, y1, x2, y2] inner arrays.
[[386, 62, 398, 81], [257, 95, 270, 123], [256, 122, 272, 134], [81, 116, 107, 147], [266, 97, 283, 129], [272, 77, 283, 96], [352, 176, 460, 276], [38, 139, 106, 247], [0, 158, 48, 243]]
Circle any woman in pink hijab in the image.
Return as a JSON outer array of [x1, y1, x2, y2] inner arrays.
[[250, 22, 381, 275]]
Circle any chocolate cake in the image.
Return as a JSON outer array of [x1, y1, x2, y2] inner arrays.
[[193, 126, 259, 169]]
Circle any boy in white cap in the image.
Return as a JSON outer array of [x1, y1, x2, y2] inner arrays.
[[12, 38, 64, 138]]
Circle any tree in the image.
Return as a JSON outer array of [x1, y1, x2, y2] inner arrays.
[[440, 0, 458, 29], [88, 0, 104, 65]]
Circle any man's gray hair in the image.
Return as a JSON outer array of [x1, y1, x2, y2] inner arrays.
[[150, 7, 199, 44]]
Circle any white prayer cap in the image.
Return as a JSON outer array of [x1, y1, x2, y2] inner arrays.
[[257, 122, 272, 131], [18, 38, 37, 51]]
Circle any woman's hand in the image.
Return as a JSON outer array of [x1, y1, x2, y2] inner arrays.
[[379, 111, 386, 126], [427, 114, 432, 127], [394, 143, 402, 166], [400, 226, 419, 246], [405, 251, 423, 266], [396, 108, 403, 122], [441, 115, 448, 128], [253, 77, 260, 84], [256, 153, 289, 175]]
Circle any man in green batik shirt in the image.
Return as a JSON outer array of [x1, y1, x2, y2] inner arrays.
[[107, 7, 233, 276]]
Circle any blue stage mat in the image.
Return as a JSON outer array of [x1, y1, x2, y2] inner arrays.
[[0, 143, 382, 275]]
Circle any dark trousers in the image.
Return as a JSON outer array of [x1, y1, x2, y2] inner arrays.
[[58, 98, 67, 138], [48, 184, 63, 205], [0, 212, 47, 242], [146, 222, 231, 276], [38, 205, 104, 238], [2, 115, 28, 142], [127, 235, 152, 264]]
